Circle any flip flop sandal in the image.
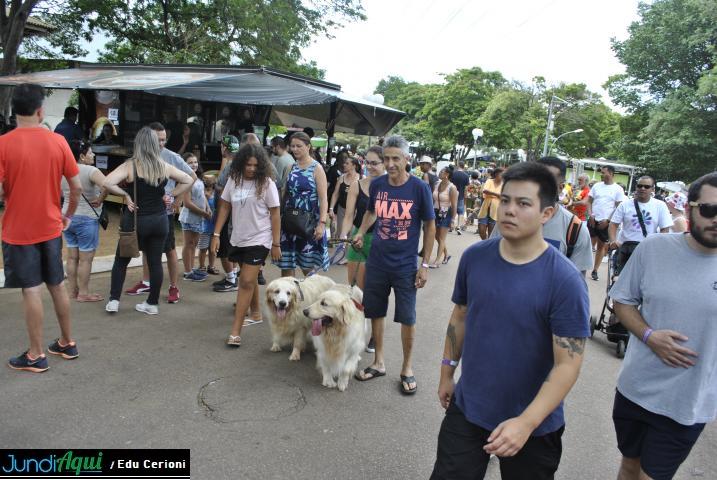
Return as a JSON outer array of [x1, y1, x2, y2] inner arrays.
[[242, 318, 263, 326], [354, 366, 386, 381], [226, 335, 241, 347], [429, 264, 440, 269], [399, 375, 417, 395], [76, 293, 104, 302], [442, 255, 452, 265]]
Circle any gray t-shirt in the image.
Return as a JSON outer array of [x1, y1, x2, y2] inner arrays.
[[161, 148, 194, 214], [271, 152, 295, 192], [62, 164, 101, 218], [491, 205, 593, 272], [611, 234, 717, 425]]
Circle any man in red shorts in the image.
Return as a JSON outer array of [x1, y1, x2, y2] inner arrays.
[[0, 83, 82, 373]]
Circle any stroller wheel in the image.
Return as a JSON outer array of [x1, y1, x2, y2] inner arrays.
[[616, 340, 626, 359], [589, 316, 597, 338]]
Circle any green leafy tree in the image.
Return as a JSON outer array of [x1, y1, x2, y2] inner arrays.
[[607, 0, 717, 180]]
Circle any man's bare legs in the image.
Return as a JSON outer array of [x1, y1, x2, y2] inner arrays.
[[400, 324, 416, 391], [22, 283, 74, 358], [617, 457, 653, 480]]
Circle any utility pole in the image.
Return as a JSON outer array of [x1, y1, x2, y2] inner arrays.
[[542, 95, 567, 157]]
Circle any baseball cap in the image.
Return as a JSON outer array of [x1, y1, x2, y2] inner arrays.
[[221, 135, 240, 153], [418, 155, 433, 164]]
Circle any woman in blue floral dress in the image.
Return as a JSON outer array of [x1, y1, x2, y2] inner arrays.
[[274, 132, 329, 275]]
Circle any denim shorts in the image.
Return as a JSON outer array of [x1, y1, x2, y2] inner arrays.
[[63, 215, 99, 251], [363, 267, 417, 325], [456, 198, 465, 215], [477, 216, 495, 225], [181, 221, 203, 234]]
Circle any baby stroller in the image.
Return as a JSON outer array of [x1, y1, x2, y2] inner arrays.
[[589, 248, 631, 358]]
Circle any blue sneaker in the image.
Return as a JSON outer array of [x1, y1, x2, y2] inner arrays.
[[192, 268, 209, 278], [8, 351, 49, 373], [184, 271, 207, 282], [47, 339, 79, 360]]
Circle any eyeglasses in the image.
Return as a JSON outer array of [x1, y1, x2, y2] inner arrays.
[[689, 201, 717, 218], [636, 184, 654, 189], [367, 161, 383, 166]]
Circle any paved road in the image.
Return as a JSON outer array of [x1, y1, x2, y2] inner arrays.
[[0, 233, 714, 479]]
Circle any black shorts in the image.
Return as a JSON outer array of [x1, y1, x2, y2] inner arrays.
[[588, 221, 610, 243], [431, 399, 564, 480], [163, 214, 176, 253], [228, 245, 269, 266], [2, 236, 65, 288], [613, 390, 705, 480], [216, 221, 231, 259]]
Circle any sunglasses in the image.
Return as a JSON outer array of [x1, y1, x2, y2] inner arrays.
[[635, 184, 654, 189], [689, 202, 717, 218]]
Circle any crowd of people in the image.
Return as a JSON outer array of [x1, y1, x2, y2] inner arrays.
[[1, 83, 716, 480]]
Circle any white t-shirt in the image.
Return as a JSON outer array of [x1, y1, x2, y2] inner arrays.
[[221, 177, 280, 249], [589, 182, 625, 221], [612, 197, 673, 243]]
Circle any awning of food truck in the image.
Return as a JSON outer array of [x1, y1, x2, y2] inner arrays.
[[0, 63, 404, 136]]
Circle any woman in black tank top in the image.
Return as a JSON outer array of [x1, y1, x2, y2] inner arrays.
[[103, 126, 193, 312], [329, 156, 361, 240], [338, 147, 385, 289]]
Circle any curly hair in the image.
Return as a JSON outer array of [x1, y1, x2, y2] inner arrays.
[[229, 143, 272, 197]]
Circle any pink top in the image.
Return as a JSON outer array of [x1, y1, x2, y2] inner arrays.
[[222, 177, 280, 249]]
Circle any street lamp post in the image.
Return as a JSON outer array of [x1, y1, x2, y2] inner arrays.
[[471, 128, 483, 170], [549, 128, 584, 154], [542, 95, 568, 157]]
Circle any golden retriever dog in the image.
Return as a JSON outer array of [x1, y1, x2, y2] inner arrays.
[[265, 275, 336, 361], [303, 285, 366, 391]]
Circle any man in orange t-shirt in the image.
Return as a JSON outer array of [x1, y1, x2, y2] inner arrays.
[[571, 174, 591, 221], [0, 83, 82, 373]]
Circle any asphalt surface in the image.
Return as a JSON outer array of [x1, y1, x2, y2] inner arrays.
[[0, 232, 714, 480]]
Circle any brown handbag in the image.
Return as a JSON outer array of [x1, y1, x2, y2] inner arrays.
[[118, 162, 140, 258]]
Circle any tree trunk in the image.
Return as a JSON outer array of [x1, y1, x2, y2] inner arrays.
[[0, 0, 41, 119]]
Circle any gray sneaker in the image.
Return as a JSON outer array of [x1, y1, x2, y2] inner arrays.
[[105, 300, 119, 313], [365, 337, 376, 353], [135, 302, 159, 315]]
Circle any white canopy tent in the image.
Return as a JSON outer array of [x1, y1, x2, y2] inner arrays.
[[571, 158, 644, 195]]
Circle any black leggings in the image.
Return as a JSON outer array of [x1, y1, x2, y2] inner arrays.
[[110, 212, 168, 305]]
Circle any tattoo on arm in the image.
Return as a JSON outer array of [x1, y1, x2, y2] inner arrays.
[[554, 337, 586, 358], [446, 324, 458, 359]]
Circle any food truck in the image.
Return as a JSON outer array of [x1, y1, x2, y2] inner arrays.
[[0, 63, 405, 173]]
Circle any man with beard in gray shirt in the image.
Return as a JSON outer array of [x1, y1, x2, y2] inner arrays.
[[610, 172, 717, 480]]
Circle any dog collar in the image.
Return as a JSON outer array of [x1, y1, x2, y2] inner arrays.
[[293, 280, 305, 301], [352, 299, 364, 311]]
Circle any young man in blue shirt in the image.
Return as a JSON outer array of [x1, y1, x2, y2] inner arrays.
[[353, 135, 436, 395], [432, 162, 590, 479]]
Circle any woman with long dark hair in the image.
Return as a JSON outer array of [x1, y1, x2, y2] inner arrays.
[[103, 127, 193, 315], [211, 143, 281, 347], [429, 167, 458, 267]]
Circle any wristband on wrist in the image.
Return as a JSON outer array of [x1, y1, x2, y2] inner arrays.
[[441, 358, 458, 367], [272, 243, 280, 247], [63, 214, 73, 220], [212, 233, 220, 237], [642, 328, 653, 344], [421, 262, 430, 269]]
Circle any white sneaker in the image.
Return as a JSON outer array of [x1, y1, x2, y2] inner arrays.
[[135, 302, 159, 315], [105, 300, 119, 313]]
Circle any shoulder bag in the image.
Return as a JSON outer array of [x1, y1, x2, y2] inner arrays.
[[118, 162, 140, 258], [81, 193, 109, 230], [633, 198, 648, 238], [280, 167, 317, 240]]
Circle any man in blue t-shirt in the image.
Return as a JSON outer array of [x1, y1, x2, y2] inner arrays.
[[431, 162, 590, 480], [352, 135, 436, 395]]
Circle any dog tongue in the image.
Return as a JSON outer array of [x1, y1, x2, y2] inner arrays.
[[277, 308, 287, 319], [311, 318, 322, 336]]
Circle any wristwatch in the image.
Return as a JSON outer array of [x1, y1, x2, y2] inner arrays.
[[212, 233, 220, 237]]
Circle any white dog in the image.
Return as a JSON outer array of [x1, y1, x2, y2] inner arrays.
[[303, 285, 366, 391], [265, 275, 336, 361]]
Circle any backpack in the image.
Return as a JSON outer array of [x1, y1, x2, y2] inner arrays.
[[565, 215, 582, 259]]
